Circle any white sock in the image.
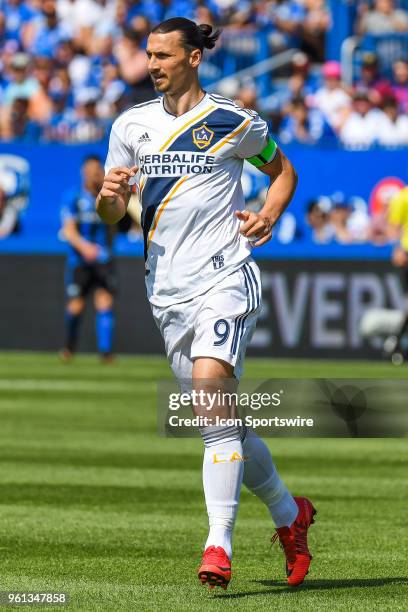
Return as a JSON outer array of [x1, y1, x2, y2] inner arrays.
[[201, 431, 244, 559], [242, 430, 297, 528]]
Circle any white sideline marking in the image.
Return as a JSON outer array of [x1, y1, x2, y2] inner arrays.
[[0, 379, 151, 392]]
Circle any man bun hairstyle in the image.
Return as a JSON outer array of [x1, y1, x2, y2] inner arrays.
[[197, 23, 220, 50], [152, 17, 221, 53]]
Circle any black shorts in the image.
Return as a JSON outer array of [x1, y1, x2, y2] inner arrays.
[[398, 265, 408, 293], [65, 262, 117, 299]]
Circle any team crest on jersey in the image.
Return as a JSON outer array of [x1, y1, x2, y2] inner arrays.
[[192, 123, 214, 149]]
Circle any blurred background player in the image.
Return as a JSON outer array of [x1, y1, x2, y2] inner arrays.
[[361, 182, 408, 360], [385, 184, 408, 362], [60, 154, 116, 362]]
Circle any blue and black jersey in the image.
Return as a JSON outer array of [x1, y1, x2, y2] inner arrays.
[[61, 187, 113, 267]]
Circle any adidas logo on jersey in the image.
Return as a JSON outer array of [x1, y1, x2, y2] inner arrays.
[[138, 132, 151, 142]]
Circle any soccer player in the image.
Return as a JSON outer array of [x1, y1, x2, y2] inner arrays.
[[61, 155, 116, 362], [96, 18, 316, 589], [386, 185, 408, 361]]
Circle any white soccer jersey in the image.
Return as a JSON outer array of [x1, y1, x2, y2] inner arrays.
[[104, 92, 276, 307]]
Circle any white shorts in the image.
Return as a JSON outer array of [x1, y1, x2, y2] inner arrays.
[[151, 259, 262, 381]]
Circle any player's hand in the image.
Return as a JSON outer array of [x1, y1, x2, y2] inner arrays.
[[392, 246, 408, 267], [235, 210, 272, 247], [81, 242, 100, 262], [100, 166, 138, 204]]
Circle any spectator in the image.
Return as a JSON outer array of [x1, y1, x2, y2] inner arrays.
[[268, 51, 316, 128], [97, 80, 127, 120], [100, 58, 121, 92], [42, 89, 73, 141], [67, 53, 93, 92], [327, 193, 370, 243], [339, 90, 380, 149], [279, 96, 334, 144], [195, 6, 218, 30], [2, 97, 42, 142], [302, 0, 331, 62], [68, 87, 107, 142], [330, 201, 357, 244], [114, 28, 155, 104], [289, 50, 318, 91], [29, 0, 71, 57], [163, 0, 198, 21], [0, 0, 407, 147], [29, 55, 53, 123], [49, 66, 74, 107], [377, 95, 408, 146], [214, 0, 249, 28], [235, 85, 259, 111], [128, 14, 152, 41], [311, 61, 351, 131], [272, 52, 315, 109], [1, 0, 38, 46], [0, 11, 5, 42], [2, 53, 39, 106], [57, 0, 107, 43], [392, 58, 408, 113], [87, 0, 119, 57], [54, 39, 76, 68], [305, 198, 335, 243], [355, 52, 393, 106], [358, 0, 408, 34], [123, 0, 164, 27], [256, 0, 306, 50], [368, 184, 400, 245]]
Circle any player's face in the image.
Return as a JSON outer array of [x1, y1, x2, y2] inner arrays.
[[146, 31, 200, 95], [83, 160, 104, 192]]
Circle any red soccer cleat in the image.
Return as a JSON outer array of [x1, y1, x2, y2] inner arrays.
[[272, 496, 317, 586], [198, 545, 231, 590]]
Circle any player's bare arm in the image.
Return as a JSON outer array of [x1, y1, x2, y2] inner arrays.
[[63, 217, 99, 262], [236, 148, 298, 247], [96, 165, 137, 225]]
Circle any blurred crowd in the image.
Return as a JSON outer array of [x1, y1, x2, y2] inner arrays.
[[304, 187, 404, 246], [0, 0, 407, 146], [267, 51, 408, 148]]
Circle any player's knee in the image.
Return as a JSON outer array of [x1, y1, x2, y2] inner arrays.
[[193, 357, 234, 379], [67, 298, 85, 315], [95, 290, 113, 311]]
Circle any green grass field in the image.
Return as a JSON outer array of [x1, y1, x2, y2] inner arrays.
[[0, 353, 407, 611]]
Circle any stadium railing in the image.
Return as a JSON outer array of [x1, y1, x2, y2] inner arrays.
[[205, 48, 298, 104], [341, 33, 408, 85], [200, 28, 274, 97]]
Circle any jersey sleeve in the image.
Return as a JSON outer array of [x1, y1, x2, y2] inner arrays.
[[104, 117, 135, 174], [388, 189, 408, 226], [235, 112, 277, 167], [60, 190, 78, 223]]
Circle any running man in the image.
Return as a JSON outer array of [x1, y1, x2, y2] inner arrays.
[[61, 155, 116, 362], [387, 184, 408, 361], [96, 18, 316, 589]]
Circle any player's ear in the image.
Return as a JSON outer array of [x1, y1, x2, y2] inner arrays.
[[189, 48, 201, 69]]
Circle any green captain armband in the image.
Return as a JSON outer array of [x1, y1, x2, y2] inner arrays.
[[247, 138, 277, 168]]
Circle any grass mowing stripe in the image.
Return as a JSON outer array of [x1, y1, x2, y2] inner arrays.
[[0, 353, 406, 611]]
